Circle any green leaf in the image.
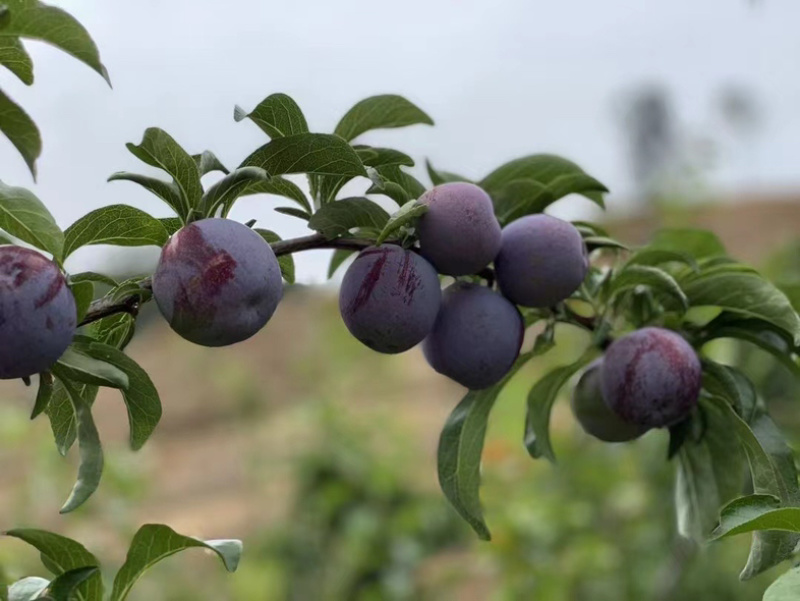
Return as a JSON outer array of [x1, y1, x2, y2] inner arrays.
[[681, 272, 800, 346], [233, 93, 308, 139], [0, 90, 41, 178], [3, 529, 101, 601], [438, 354, 533, 540], [110, 524, 241, 601], [712, 494, 796, 540], [366, 165, 426, 206], [43, 567, 99, 601], [254, 229, 294, 284], [492, 179, 554, 225], [107, 172, 184, 218], [425, 159, 469, 186], [200, 167, 269, 217], [70, 338, 161, 451], [88, 313, 135, 350], [584, 236, 629, 252], [158, 217, 182, 236], [193, 151, 229, 176], [308, 197, 389, 238], [764, 566, 800, 600], [55, 346, 128, 389], [649, 228, 727, 259], [49, 369, 104, 514], [354, 145, 414, 168], [274, 206, 311, 221], [7, 577, 48, 601], [69, 281, 93, 324], [69, 272, 117, 287], [524, 352, 597, 463], [313, 174, 354, 205], [125, 128, 202, 218], [327, 249, 354, 279], [0, 36, 33, 84], [44, 379, 96, 456], [334, 94, 433, 142], [237, 176, 312, 214], [707, 397, 800, 579], [63, 205, 168, 258], [31, 371, 53, 419], [702, 361, 757, 422], [0, 0, 109, 85], [375, 200, 427, 244], [625, 248, 698, 272], [607, 265, 688, 312], [480, 154, 606, 206], [241, 133, 366, 178], [0, 181, 62, 258]]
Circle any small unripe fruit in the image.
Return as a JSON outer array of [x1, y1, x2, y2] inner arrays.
[[0, 246, 76, 379], [153, 218, 283, 347], [495, 214, 589, 308], [417, 182, 501, 276], [422, 282, 523, 389], [601, 327, 701, 428], [339, 245, 441, 354], [571, 360, 649, 442]]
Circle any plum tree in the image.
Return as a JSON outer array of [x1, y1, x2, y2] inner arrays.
[[339, 244, 441, 353], [152, 218, 283, 347], [601, 327, 701, 428], [0, 246, 76, 380], [495, 214, 589, 307], [417, 182, 501, 276], [422, 282, 523, 389], [570, 360, 649, 442]]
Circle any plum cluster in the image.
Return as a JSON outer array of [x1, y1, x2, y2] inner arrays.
[[571, 327, 702, 442], [339, 182, 589, 389]]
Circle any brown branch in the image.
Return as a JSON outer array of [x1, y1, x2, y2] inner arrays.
[[79, 235, 376, 327]]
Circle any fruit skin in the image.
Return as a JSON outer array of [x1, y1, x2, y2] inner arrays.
[[422, 282, 523, 389], [570, 359, 649, 442], [339, 244, 441, 354], [601, 327, 701, 428], [494, 214, 589, 308], [152, 218, 283, 347], [0, 246, 76, 379], [417, 182, 502, 276]]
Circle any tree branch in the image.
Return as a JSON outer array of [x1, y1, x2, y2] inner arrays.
[[79, 235, 376, 327]]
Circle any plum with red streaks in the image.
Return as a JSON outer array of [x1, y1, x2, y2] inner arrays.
[[495, 214, 588, 308], [0, 246, 76, 379], [601, 327, 701, 428], [570, 359, 649, 442], [152, 218, 282, 347], [422, 282, 523, 389], [339, 244, 441, 354], [417, 182, 501, 276]]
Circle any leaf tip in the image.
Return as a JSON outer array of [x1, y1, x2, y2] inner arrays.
[[233, 105, 247, 122]]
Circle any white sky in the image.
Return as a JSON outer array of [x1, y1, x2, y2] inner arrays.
[[1, 0, 798, 283]]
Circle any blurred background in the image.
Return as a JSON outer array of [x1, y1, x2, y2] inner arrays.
[[1, 1, 800, 599]]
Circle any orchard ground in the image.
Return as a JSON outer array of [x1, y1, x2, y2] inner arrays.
[[1, 196, 799, 600]]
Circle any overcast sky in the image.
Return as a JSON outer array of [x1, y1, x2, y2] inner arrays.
[[1, 0, 798, 283]]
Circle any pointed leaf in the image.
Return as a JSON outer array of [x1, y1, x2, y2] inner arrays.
[[234, 93, 308, 139], [69, 281, 93, 324], [607, 265, 688, 312], [308, 197, 389, 238], [274, 206, 310, 221], [237, 176, 311, 214], [43, 567, 99, 601], [253, 229, 294, 284], [3, 529, 101, 601], [0, 0, 109, 85], [334, 94, 433, 141], [524, 352, 597, 463], [327, 249, 354, 279], [88, 313, 135, 350], [200, 167, 269, 216], [764, 566, 800, 600], [376, 200, 427, 244], [0, 90, 40, 178], [7, 578, 48, 601], [0, 182, 62, 258], [55, 347, 128, 389], [702, 361, 757, 422], [0, 36, 33, 84], [492, 179, 554, 225], [626, 248, 698, 272], [193, 151, 229, 176], [64, 204, 168, 258], [438, 355, 534, 540], [31, 371, 53, 419], [547, 172, 608, 206], [44, 379, 96, 456], [240, 133, 366, 177], [158, 217, 182, 236], [425, 159, 469, 186], [354, 145, 414, 168], [69, 272, 118, 288], [50, 370, 104, 514], [712, 494, 795, 539], [125, 128, 202, 217], [110, 524, 241, 601], [107, 172, 183, 218]]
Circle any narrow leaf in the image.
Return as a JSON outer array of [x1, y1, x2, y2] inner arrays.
[[44, 379, 97, 456], [327, 249, 354, 279], [354, 145, 414, 168], [110, 524, 241, 601], [425, 159, 469, 186], [69, 272, 117, 287], [0, 181, 62, 258], [107, 172, 184, 218], [233, 93, 308, 139], [375, 200, 427, 244], [55, 346, 128, 389], [43, 566, 99, 601], [0, 90, 40, 179], [240, 133, 366, 177], [7, 577, 48, 601], [308, 197, 389, 238], [274, 206, 310, 221], [237, 176, 312, 214], [200, 167, 269, 217], [69, 281, 93, 324], [607, 265, 688, 312], [254, 229, 294, 284], [31, 371, 54, 419], [334, 94, 433, 141], [0, 36, 33, 84]]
